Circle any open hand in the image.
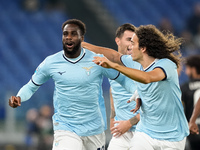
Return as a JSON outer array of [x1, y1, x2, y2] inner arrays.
[[93, 56, 114, 68], [110, 120, 132, 137], [130, 98, 141, 113]]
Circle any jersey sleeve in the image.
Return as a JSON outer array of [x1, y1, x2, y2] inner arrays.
[[102, 67, 120, 80], [121, 55, 141, 69], [17, 58, 51, 102], [121, 55, 133, 67], [115, 73, 137, 94], [154, 59, 177, 80], [32, 58, 51, 85], [16, 80, 40, 102], [98, 53, 121, 80]]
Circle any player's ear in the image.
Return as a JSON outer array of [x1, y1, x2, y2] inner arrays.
[[115, 37, 120, 46], [140, 46, 146, 53]]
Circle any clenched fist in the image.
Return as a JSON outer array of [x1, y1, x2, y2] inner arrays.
[[9, 96, 21, 108]]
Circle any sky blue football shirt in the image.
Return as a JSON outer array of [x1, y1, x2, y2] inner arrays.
[[121, 56, 189, 141], [109, 55, 141, 131], [17, 48, 127, 136]]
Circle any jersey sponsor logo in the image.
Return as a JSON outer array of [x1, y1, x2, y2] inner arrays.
[[82, 66, 93, 76], [58, 71, 66, 75]]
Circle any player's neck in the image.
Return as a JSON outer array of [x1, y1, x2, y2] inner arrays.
[[140, 55, 157, 70], [64, 47, 82, 58]]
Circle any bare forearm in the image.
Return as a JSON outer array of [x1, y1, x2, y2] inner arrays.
[[112, 63, 165, 84], [93, 56, 165, 84], [113, 63, 150, 84], [190, 98, 200, 123], [110, 109, 116, 119], [82, 42, 122, 64], [129, 114, 140, 126]]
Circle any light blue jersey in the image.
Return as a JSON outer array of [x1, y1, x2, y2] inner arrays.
[[98, 79, 107, 131], [17, 48, 133, 137], [109, 55, 141, 131], [121, 56, 189, 141]]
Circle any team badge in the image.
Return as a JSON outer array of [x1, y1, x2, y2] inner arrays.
[[82, 66, 93, 76]]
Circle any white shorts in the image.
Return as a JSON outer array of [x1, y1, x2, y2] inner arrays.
[[130, 132, 186, 150], [108, 131, 134, 150], [52, 130, 105, 150]]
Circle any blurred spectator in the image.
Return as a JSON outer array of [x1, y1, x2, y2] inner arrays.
[[186, 2, 200, 36], [158, 17, 175, 34], [180, 30, 199, 57], [25, 105, 53, 150], [181, 55, 200, 150], [36, 105, 53, 150], [22, 0, 41, 12], [193, 24, 200, 49], [44, 0, 66, 11], [4, 145, 16, 150], [25, 108, 39, 150]]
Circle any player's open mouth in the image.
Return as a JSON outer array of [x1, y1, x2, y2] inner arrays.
[[66, 42, 74, 49], [127, 48, 132, 51]]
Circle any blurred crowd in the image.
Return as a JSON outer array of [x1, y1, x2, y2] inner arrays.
[[158, 2, 200, 57], [24, 105, 53, 150]]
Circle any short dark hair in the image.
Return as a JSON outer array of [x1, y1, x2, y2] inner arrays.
[[62, 19, 86, 36], [115, 23, 136, 38], [185, 55, 200, 74]]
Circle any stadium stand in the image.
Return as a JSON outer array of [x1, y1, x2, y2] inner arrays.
[[1, 0, 200, 119]]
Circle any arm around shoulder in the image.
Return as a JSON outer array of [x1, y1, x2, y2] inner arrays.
[[82, 42, 123, 65]]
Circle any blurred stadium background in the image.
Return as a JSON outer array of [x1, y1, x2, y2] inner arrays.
[[0, 0, 200, 149]]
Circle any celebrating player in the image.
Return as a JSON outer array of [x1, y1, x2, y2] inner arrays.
[[108, 23, 140, 150], [83, 24, 189, 150], [9, 19, 135, 150]]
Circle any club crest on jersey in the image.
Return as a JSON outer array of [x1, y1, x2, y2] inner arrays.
[[82, 66, 93, 76]]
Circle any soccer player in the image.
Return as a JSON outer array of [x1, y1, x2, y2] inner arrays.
[[189, 97, 200, 135], [83, 24, 189, 150], [189, 98, 200, 134], [8, 19, 135, 150], [181, 55, 200, 150], [108, 23, 140, 150]]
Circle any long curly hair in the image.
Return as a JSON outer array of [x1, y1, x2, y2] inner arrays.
[[135, 25, 183, 67]]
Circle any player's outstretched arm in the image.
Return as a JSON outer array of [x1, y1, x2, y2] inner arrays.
[[93, 56, 166, 84], [189, 97, 200, 134], [82, 42, 123, 65], [9, 96, 21, 108]]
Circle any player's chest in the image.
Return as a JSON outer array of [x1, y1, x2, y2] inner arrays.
[[50, 62, 101, 84]]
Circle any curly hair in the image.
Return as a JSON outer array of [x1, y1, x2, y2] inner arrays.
[[135, 25, 183, 67], [62, 19, 86, 36], [115, 23, 136, 38]]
